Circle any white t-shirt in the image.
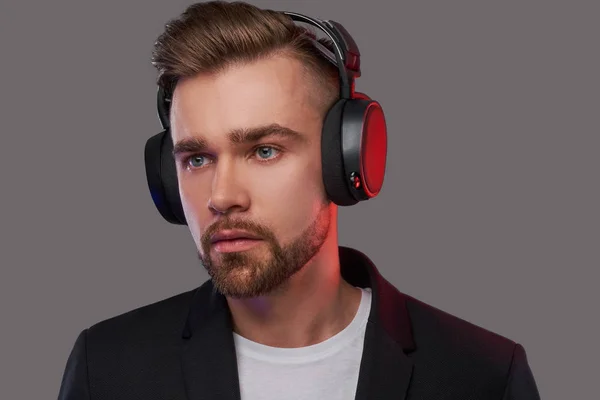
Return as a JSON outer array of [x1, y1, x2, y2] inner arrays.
[[233, 287, 372, 400]]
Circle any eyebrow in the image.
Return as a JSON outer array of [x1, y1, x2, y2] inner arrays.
[[171, 123, 307, 158]]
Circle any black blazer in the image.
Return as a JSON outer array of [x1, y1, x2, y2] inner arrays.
[[58, 246, 541, 399]]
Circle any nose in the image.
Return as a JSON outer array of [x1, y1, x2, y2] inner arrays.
[[207, 157, 250, 215]]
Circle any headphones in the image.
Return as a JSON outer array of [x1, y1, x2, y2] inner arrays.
[[144, 11, 388, 225]]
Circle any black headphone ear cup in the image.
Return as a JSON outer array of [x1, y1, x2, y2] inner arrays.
[[144, 130, 187, 225], [321, 99, 360, 206]]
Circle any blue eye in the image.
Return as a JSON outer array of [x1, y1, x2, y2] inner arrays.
[[188, 155, 206, 168], [257, 146, 278, 159]]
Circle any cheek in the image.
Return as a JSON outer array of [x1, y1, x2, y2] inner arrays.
[[178, 178, 211, 243], [252, 154, 326, 238]]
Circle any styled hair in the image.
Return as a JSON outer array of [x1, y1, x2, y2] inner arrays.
[[151, 1, 340, 118]]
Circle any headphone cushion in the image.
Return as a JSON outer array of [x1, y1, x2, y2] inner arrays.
[[321, 99, 359, 206], [144, 130, 186, 225], [160, 132, 186, 224]]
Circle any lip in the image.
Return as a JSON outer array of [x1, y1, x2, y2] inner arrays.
[[210, 229, 262, 243], [213, 238, 262, 253]]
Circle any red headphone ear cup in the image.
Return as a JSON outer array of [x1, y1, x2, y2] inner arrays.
[[339, 99, 387, 201], [353, 92, 372, 100], [350, 93, 387, 197], [360, 102, 387, 197]]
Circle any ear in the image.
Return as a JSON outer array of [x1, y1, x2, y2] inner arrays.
[[353, 91, 372, 100]]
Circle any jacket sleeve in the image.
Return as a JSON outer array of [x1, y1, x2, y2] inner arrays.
[[57, 329, 91, 400], [502, 343, 541, 400]]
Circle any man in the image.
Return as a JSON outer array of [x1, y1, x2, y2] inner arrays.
[[57, 1, 541, 399]]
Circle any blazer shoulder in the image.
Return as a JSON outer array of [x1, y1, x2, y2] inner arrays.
[[401, 293, 540, 397], [86, 285, 199, 341], [403, 293, 518, 365], [406, 293, 516, 343]]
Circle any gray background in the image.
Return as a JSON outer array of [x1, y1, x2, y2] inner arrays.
[[1, 0, 598, 398]]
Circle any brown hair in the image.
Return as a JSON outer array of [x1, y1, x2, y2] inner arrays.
[[151, 1, 340, 118]]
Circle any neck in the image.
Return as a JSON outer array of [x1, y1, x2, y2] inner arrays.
[[225, 239, 362, 348]]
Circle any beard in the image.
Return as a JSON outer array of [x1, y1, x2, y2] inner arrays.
[[197, 201, 331, 299]]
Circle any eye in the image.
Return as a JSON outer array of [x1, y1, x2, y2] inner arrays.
[[255, 146, 279, 160], [183, 154, 211, 170]]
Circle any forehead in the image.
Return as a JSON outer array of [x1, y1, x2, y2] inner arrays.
[[169, 55, 321, 144]]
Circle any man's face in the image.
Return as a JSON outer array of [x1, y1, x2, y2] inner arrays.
[[169, 55, 334, 299]]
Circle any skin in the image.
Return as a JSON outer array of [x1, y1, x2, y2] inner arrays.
[[169, 53, 362, 348]]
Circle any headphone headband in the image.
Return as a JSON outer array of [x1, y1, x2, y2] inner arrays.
[[282, 11, 361, 99]]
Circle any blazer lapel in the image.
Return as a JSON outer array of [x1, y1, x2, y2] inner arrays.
[[354, 319, 414, 400], [339, 246, 415, 400], [180, 282, 241, 400]]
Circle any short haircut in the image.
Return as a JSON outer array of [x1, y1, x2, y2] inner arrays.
[[151, 1, 340, 119]]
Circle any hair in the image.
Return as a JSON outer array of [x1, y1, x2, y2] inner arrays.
[[151, 1, 340, 119]]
